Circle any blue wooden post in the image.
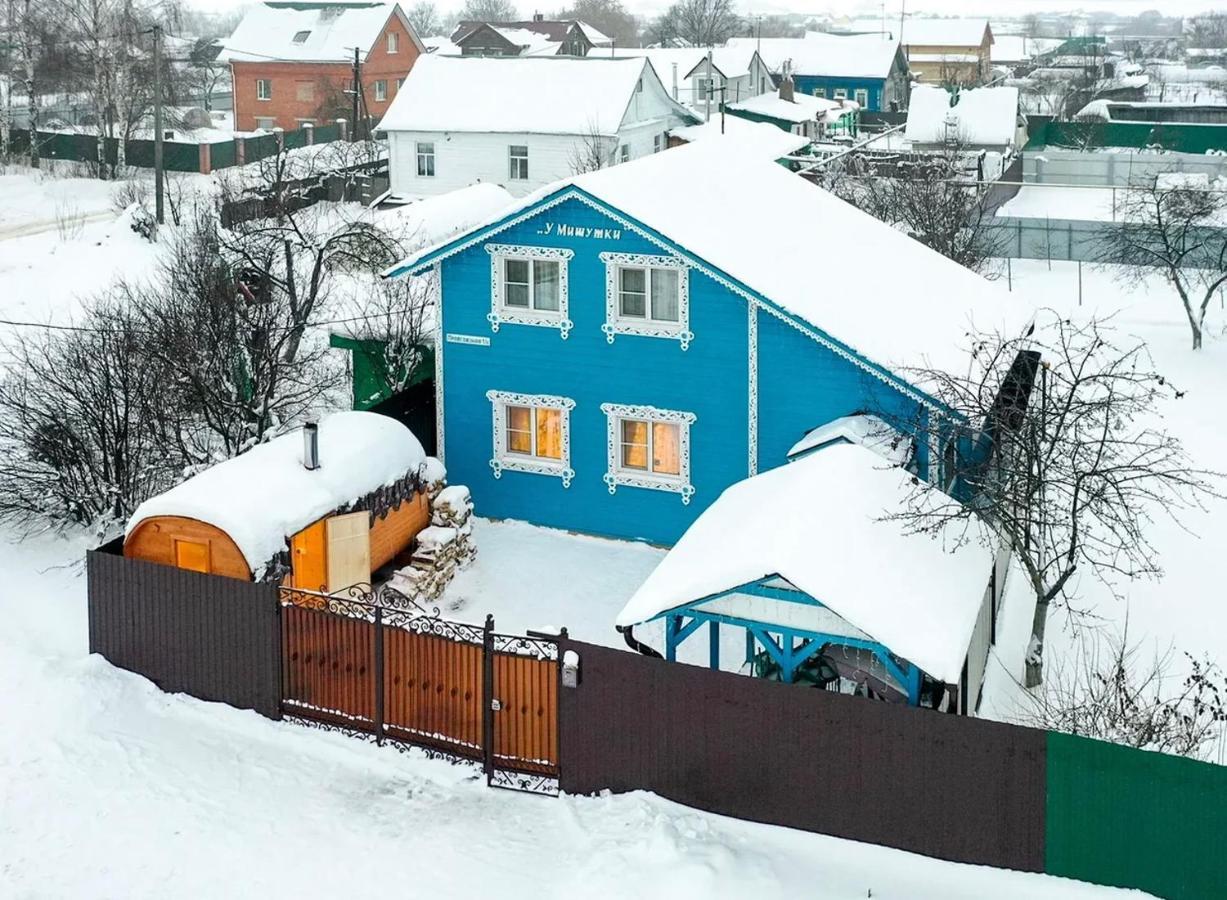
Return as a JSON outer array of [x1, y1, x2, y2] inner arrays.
[[665, 615, 679, 662], [744, 628, 755, 666], [709, 620, 720, 670]]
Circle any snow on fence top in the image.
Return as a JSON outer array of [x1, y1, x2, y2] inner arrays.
[[391, 133, 1026, 378], [727, 34, 901, 80], [377, 55, 660, 136], [617, 442, 991, 682], [126, 412, 428, 573], [220, 1, 411, 64], [905, 84, 1020, 147]]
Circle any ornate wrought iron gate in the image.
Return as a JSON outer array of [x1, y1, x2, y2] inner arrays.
[[280, 585, 561, 794]]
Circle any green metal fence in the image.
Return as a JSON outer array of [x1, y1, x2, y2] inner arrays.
[[1028, 120, 1227, 154], [1045, 732, 1227, 900]]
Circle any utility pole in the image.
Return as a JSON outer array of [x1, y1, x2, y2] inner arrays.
[[351, 47, 360, 141], [705, 49, 713, 122], [152, 23, 164, 225]]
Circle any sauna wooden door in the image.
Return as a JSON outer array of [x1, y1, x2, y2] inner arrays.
[[291, 521, 327, 592]]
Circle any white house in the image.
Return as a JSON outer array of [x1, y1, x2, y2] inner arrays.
[[904, 84, 1026, 154], [611, 46, 774, 110], [376, 55, 700, 199]]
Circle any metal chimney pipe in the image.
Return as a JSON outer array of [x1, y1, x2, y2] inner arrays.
[[303, 422, 320, 470]]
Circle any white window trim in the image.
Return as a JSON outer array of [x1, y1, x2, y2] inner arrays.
[[416, 141, 435, 177], [486, 244, 574, 338], [854, 88, 869, 107], [600, 403, 696, 504], [487, 390, 576, 486], [508, 144, 528, 180], [256, 79, 272, 101], [374, 80, 387, 102], [599, 252, 692, 349], [387, 31, 399, 53]]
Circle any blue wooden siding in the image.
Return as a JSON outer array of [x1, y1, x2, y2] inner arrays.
[[438, 196, 929, 545], [793, 75, 885, 110]]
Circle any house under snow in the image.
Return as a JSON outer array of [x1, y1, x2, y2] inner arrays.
[[376, 55, 700, 199]]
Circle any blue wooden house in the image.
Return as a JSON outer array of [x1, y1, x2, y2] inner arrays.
[[384, 133, 1017, 546]]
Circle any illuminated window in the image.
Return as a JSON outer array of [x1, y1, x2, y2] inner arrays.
[[487, 391, 576, 485], [601, 403, 696, 502]]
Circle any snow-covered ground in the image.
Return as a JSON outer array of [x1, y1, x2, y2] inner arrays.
[[996, 184, 1123, 222], [0, 531, 1148, 898]]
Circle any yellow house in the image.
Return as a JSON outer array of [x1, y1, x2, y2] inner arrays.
[[901, 19, 993, 86]]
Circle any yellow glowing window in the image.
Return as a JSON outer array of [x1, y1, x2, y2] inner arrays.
[[174, 539, 209, 573], [619, 418, 680, 477], [505, 405, 562, 460]]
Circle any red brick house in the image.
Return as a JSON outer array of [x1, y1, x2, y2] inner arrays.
[[221, 1, 425, 133]]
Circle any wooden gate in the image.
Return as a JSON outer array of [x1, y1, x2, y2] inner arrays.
[[280, 586, 561, 794]]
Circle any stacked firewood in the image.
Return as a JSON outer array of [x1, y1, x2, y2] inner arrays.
[[387, 485, 475, 604]]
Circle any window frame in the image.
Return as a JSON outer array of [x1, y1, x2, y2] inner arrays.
[[599, 252, 692, 348], [619, 143, 630, 164], [416, 140, 435, 177], [833, 87, 848, 100], [854, 88, 869, 107], [374, 79, 387, 102], [812, 87, 826, 98], [387, 31, 399, 53], [508, 144, 529, 180], [600, 403, 697, 503], [256, 78, 272, 101], [486, 244, 574, 337], [487, 390, 576, 485], [254, 116, 275, 131]]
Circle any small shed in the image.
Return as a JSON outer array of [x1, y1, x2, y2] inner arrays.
[[125, 412, 442, 590], [617, 442, 1002, 712]]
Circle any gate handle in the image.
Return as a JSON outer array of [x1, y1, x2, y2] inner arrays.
[[491, 699, 502, 711]]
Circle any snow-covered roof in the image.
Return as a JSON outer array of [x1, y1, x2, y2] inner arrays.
[[219, 1, 415, 64], [990, 34, 1062, 63], [727, 34, 900, 80], [377, 55, 668, 136], [787, 414, 912, 465], [900, 18, 991, 48], [423, 35, 460, 55], [728, 91, 852, 124], [668, 117, 808, 153], [905, 84, 1020, 146], [382, 182, 515, 237], [616, 442, 992, 682], [489, 26, 562, 55], [682, 46, 760, 79], [389, 135, 1027, 379], [575, 21, 612, 46], [126, 412, 428, 573], [611, 46, 760, 82]]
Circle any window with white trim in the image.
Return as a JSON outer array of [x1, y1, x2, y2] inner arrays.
[[387, 31, 399, 53], [599, 252, 691, 347], [508, 144, 528, 180], [653, 133, 663, 153], [619, 144, 630, 163], [833, 87, 847, 100], [854, 88, 869, 107], [486, 244, 574, 337], [256, 78, 272, 101], [812, 87, 826, 98], [600, 403, 696, 502], [416, 141, 435, 176], [374, 79, 387, 102], [255, 116, 275, 130], [487, 391, 576, 485]]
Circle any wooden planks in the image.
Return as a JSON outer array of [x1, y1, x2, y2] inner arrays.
[[281, 603, 375, 726], [492, 652, 558, 775], [384, 630, 484, 759]]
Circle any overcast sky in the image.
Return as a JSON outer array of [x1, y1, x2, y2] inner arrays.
[[186, 0, 1220, 26]]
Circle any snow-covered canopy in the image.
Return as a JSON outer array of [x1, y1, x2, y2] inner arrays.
[[728, 34, 900, 79], [126, 412, 428, 573], [787, 414, 912, 466], [905, 84, 1020, 147], [390, 133, 1026, 378], [377, 55, 673, 136], [729, 91, 856, 125], [668, 117, 808, 152], [617, 443, 992, 682], [219, 1, 418, 64]]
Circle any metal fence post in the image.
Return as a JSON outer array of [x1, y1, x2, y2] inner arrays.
[[482, 614, 495, 780], [374, 604, 385, 745]]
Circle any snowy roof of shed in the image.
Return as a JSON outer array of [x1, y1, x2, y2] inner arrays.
[[668, 117, 808, 152], [388, 135, 1026, 379], [727, 34, 900, 80], [787, 414, 912, 465], [900, 18, 991, 47], [376, 55, 677, 135], [729, 91, 854, 124], [381, 182, 515, 237], [219, 1, 416, 64], [904, 84, 1020, 146], [616, 442, 992, 682], [126, 412, 429, 573]]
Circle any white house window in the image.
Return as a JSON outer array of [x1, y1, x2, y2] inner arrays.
[[374, 80, 387, 102], [600, 403, 696, 503], [387, 31, 399, 53], [508, 144, 529, 180], [619, 144, 630, 163], [833, 87, 848, 100], [487, 390, 576, 485], [256, 79, 272, 101], [416, 141, 435, 176], [599, 252, 692, 348], [486, 244, 574, 337], [653, 134, 662, 153], [854, 88, 869, 107], [812, 87, 826, 98]]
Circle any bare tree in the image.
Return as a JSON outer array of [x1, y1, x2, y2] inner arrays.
[[1023, 623, 1227, 759], [652, 0, 739, 47], [1098, 175, 1227, 350], [458, 0, 517, 22], [825, 141, 1006, 275], [568, 119, 613, 173], [342, 274, 434, 399], [556, 0, 639, 48], [406, 1, 443, 37], [884, 315, 1221, 687]]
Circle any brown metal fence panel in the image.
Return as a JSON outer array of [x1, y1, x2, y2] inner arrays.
[[86, 549, 280, 719], [492, 651, 559, 776], [559, 639, 1046, 873], [281, 601, 376, 728], [383, 625, 485, 760]]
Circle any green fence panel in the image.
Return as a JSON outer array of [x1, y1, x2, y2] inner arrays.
[[162, 141, 200, 172], [283, 127, 308, 151], [1046, 731, 1227, 900], [210, 140, 237, 169], [1033, 120, 1227, 154], [245, 133, 279, 163], [314, 123, 341, 144], [125, 139, 155, 168]]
